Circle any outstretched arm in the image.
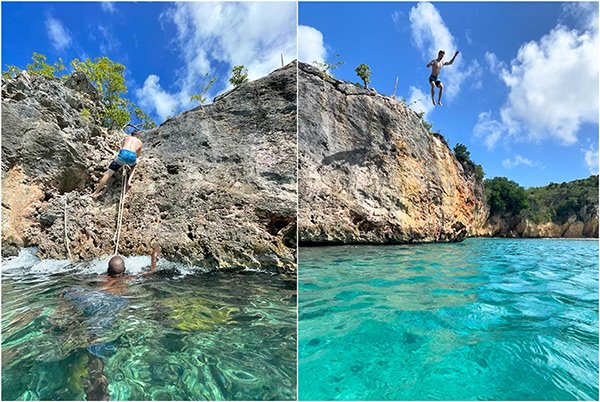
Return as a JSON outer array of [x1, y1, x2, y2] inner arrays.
[[426, 59, 434, 67], [444, 51, 460, 66], [142, 246, 161, 276]]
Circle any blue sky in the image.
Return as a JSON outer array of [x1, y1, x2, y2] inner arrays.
[[299, 2, 599, 188], [2, 2, 297, 124]]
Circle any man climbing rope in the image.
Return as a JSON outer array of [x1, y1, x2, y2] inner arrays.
[[92, 129, 143, 199], [427, 49, 459, 106]]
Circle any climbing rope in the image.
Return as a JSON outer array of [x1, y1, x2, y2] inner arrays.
[[64, 195, 73, 261], [113, 167, 128, 255]]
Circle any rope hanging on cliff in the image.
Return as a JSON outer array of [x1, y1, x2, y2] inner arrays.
[[64, 196, 73, 261], [113, 168, 128, 255]]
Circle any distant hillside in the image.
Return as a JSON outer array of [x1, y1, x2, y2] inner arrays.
[[481, 175, 598, 238]]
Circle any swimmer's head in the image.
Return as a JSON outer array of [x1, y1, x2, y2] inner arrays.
[[107, 255, 125, 276], [438, 50, 445, 58]]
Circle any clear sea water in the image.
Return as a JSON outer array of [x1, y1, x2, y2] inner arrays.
[[2, 249, 296, 401], [299, 238, 599, 400]]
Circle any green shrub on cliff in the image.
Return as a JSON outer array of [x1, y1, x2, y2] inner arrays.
[[354, 64, 372, 88], [2, 65, 21, 79], [4, 53, 155, 130], [26, 53, 66, 78], [454, 143, 485, 182], [190, 73, 218, 106], [313, 55, 344, 82], [229, 65, 248, 87]]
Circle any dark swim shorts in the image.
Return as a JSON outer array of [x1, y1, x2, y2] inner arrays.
[[429, 74, 442, 84], [108, 149, 137, 172]]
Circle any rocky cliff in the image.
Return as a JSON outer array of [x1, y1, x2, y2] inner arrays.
[[2, 62, 297, 273], [298, 62, 487, 244]]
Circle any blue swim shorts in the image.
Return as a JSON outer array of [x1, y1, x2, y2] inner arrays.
[[108, 149, 137, 172]]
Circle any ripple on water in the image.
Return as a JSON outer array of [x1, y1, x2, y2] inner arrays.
[[2, 251, 296, 401], [299, 238, 599, 400]]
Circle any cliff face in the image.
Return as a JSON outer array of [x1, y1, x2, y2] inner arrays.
[[298, 62, 487, 244], [480, 215, 599, 238], [2, 63, 297, 273]]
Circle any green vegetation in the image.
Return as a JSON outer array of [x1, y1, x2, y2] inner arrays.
[[3, 52, 156, 130], [2, 65, 20, 79], [354, 64, 371, 88], [485, 175, 599, 224], [190, 73, 217, 106], [453, 143, 484, 182], [485, 177, 529, 216], [80, 108, 92, 122], [415, 111, 433, 132], [229, 65, 248, 87], [27, 53, 65, 78], [313, 54, 345, 82]]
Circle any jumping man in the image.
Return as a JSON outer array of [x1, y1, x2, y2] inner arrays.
[[92, 129, 142, 199], [427, 50, 459, 106]]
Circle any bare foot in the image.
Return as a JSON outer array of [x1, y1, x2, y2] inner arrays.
[[438, 101, 443, 106], [432, 99, 436, 106], [91, 192, 100, 200]]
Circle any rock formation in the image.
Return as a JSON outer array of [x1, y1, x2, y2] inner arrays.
[[2, 62, 297, 273], [298, 62, 487, 244]]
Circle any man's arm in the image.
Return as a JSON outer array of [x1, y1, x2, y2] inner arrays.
[[142, 246, 161, 276], [444, 51, 460, 66], [426, 59, 434, 67]]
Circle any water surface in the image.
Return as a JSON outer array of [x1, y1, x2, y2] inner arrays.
[[2, 249, 296, 400], [299, 238, 598, 400]]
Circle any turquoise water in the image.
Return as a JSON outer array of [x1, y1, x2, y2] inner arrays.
[[299, 238, 599, 400], [2, 249, 296, 401]]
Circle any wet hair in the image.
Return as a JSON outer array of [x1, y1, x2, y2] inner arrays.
[[438, 50, 445, 56], [131, 130, 142, 137], [107, 255, 125, 276]]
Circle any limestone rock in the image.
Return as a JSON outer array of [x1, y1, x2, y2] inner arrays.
[[2, 62, 297, 273], [298, 62, 487, 244]]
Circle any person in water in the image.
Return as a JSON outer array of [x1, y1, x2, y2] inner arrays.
[[92, 129, 143, 199], [427, 49, 459, 106], [104, 246, 161, 294], [61, 245, 161, 400]]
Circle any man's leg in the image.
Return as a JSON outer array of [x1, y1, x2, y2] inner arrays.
[[436, 82, 444, 106], [430, 81, 436, 106], [126, 165, 136, 191], [92, 170, 115, 199]]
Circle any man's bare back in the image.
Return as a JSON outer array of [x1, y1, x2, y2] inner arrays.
[[122, 135, 142, 156]]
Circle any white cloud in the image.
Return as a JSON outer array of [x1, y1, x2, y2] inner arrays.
[[135, 75, 178, 122], [475, 9, 598, 149], [409, 2, 476, 101], [485, 51, 506, 74], [465, 29, 473, 45], [45, 17, 72, 50], [473, 111, 505, 150], [101, 2, 116, 14], [137, 2, 297, 121], [407, 86, 434, 118], [502, 155, 539, 169], [98, 25, 120, 55], [298, 25, 326, 65], [582, 143, 599, 174]]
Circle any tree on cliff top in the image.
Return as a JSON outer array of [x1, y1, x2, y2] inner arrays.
[[229, 65, 248, 87], [2, 53, 155, 130], [354, 64, 372, 89], [454, 143, 484, 182], [313, 54, 344, 82]]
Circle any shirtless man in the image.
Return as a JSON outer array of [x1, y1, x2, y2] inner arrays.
[[427, 50, 459, 106], [92, 129, 142, 199]]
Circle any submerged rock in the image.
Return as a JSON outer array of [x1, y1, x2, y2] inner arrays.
[[298, 62, 487, 244], [2, 63, 297, 272]]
